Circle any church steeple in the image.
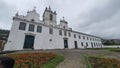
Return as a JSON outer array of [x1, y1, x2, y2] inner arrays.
[[15, 11, 19, 16], [60, 16, 68, 29], [43, 6, 57, 26], [60, 17, 68, 24], [33, 6, 36, 11], [48, 5, 51, 10]]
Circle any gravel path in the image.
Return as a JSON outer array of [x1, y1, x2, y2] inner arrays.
[[56, 49, 86, 68]]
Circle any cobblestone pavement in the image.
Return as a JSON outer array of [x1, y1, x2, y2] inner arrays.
[[12, 49, 120, 68]]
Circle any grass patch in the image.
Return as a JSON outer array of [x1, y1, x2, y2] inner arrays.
[[89, 56, 120, 68], [84, 55, 92, 68], [85, 55, 120, 68], [109, 49, 120, 52], [41, 55, 64, 68]]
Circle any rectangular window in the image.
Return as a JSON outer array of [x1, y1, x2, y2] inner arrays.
[[37, 26, 42, 33], [79, 35, 81, 39], [87, 37, 89, 40], [96, 43, 98, 46], [74, 34, 76, 38], [59, 30, 62, 35], [94, 43, 96, 46], [19, 22, 26, 30], [49, 28, 53, 34], [64, 31, 67, 36], [68, 32, 71, 37], [90, 38, 92, 40], [91, 42, 93, 46], [83, 36, 85, 39], [81, 42, 83, 46], [95, 38, 96, 41], [50, 14, 53, 21], [86, 42, 88, 47], [28, 24, 35, 32]]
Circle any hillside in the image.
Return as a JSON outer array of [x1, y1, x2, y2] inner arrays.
[[0, 29, 10, 40]]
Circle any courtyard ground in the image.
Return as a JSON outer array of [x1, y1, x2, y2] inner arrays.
[[55, 49, 120, 68], [3, 49, 120, 68]]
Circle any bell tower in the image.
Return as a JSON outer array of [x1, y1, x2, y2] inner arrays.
[[43, 6, 57, 26]]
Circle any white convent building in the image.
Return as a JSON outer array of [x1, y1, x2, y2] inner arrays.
[[4, 7, 103, 51]]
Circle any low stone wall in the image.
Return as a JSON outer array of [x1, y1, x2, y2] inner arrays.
[[103, 45, 120, 48]]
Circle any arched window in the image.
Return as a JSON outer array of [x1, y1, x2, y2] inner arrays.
[[50, 14, 53, 21]]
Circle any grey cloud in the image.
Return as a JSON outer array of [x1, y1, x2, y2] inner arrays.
[[0, 0, 16, 29], [77, 0, 120, 27], [0, 0, 120, 39], [70, 0, 120, 39]]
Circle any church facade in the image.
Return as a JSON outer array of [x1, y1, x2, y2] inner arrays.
[[4, 7, 103, 51]]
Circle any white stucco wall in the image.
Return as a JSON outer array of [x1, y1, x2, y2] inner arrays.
[[4, 8, 103, 51], [4, 18, 103, 51]]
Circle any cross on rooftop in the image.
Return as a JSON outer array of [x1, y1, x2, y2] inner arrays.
[[63, 17, 65, 20], [34, 6, 36, 10]]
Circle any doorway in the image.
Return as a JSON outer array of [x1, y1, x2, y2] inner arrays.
[[64, 39, 68, 48], [74, 41, 78, 49], [23, 35, 35, 49], [91, 42, 93, 48]]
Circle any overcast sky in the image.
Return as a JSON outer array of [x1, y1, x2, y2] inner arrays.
[[0, 0, 120, 39]]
